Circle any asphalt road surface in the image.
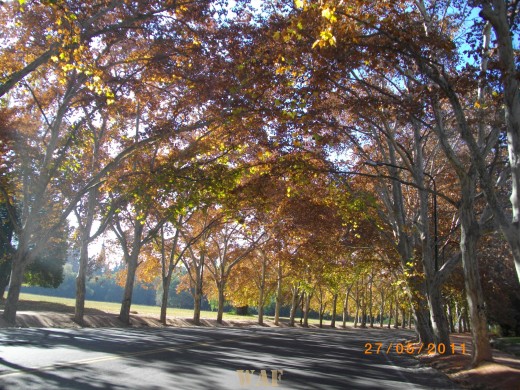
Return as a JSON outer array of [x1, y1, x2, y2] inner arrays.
[[0, 326, 459, 389]]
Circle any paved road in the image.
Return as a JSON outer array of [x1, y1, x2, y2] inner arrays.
[[0, 326, 458, 389]]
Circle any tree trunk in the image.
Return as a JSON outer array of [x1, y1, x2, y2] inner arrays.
[[303, 292, 312, 327], [0, 257, 12, 301], [216, 282, 225, 324], [330, 293, 338, 328], [160, 274, 172, 325], [74, 238, 89, 325], [289, 285, 299, 327], [354, 282, 360, 328], [368, 273, 374, 328], [2, 252, 25, 325], [193, 288, 202, 326], [360, 277, 367, 328], [119, 255, 138, 325], [460, 177, 493, 365], [480, 1, 520, 283], [387, 295, 393, 329], [379, 289, 385, 328], [428, 278, 451, 346], [393, 300, 399, 329], [342, 285, 352, 327], [258, 256, 266, 325], [447, 302, 455, 333], [274, 261, 282, 326], [74, 183, 97, 325]]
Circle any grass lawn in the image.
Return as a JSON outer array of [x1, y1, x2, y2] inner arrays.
[[4, 293, 354, 326], [13, 293, 255, 321]]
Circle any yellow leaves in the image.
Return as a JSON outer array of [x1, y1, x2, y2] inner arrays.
[[61, 63, 75, 72], [321, 7, 337, 23], [275, 65, 287, 75], [294, 0, 304, 9], [312, 29, 336, 49]]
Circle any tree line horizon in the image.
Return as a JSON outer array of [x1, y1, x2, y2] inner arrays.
[[0, 0, 519, 368]]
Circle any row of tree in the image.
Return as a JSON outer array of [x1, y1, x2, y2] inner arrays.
[[1, 0, 519, 367]]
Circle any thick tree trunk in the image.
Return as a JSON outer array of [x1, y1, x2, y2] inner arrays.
[[74, 238, 89, 325], [428, 280, 451, 345], [274, 261, 282, 326], [119, 255, 138, 325], [415, 305, 433, 342], [342, 285, 351, 327], [2, 253, 25, 325], [379, 289, 385, 328], [160, 275, 172, 325], [393, 299, 399, 329], [455, 301, 463, 333], [193, 288, 202, 325], [258, 257, 266, 325], [0, 257, 12, 301], [480, 1, 520, 283], [360, 277, 367, 328], [460, 177, 493, 365], [330, 293, 338, 328], [354, 289, 360, 328], [447, 302, 455, 333], [368, 274, 374, 328], [289, 285, 299, 327], [216, 282, 225, 324], [303, 292, 312, 327], [74, 185, 97, 325]]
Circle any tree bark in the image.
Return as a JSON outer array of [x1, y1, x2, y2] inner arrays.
[[193, 287, 202, 326], [2, 252, 26, 325], [74, 238, 89, 325], [460, 178, 493, 365], [258, 255, 267, 325], [368, 274, 374, 328], [342, 284, 352, 327], [479, 1, 520, 283], [216, 281, 226, 324], [160, 275, 171, 324], [289, 284, 299, 327], [360, 276, 367, 328], [387, 293, 393, 329], [447, 302, 455, 333], [274, 260, 282, 326], [119, 254, 138, 325], [393, 299, 399, 329], [303, 292, 312, 327], [354, 282, 360, 328], [379, 289, 385, 328], [330, 293, 338, 328]]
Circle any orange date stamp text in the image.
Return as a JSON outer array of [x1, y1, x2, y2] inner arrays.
[[364, 342, 466, 355]]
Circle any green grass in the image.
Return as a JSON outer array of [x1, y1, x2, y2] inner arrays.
[[15, 293, 255, 321], [8, 293, 362, 326]]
